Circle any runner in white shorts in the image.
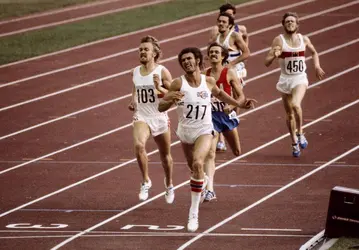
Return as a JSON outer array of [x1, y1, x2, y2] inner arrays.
[[264, 12, 325, 157], [128, 35, 175, 204], [158, 47, 250, 233]]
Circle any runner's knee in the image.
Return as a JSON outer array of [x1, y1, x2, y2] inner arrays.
[[192, 159, 204, 173], [292, 103, 302, 114], [286, 111, 295, 121], [134, 141, 146, 154], [206, 147, 216, 160]]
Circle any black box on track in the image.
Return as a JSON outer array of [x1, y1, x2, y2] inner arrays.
[[325, 186, 359, 238]]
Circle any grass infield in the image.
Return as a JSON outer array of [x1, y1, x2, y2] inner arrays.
[[0, 0, 96, 20], [0, 0, 250, 65], [329, 237, 359, 250]]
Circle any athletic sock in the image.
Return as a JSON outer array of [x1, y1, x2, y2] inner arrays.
[[190, 177, 204, 214]]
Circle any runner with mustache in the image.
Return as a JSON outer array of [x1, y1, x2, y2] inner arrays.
[[203, 42, 256, 202]]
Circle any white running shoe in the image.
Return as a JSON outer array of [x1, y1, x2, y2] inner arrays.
[[164, 178, 175, 204], [187, 212, 199, 232], [138, 179, 152, 201], [297, 133, 308, 149]]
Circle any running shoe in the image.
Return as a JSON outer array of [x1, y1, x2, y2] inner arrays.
[[297, 133, 308, 149], [138, 179, 152, 201]]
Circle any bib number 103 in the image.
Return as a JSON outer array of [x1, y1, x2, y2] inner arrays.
[[137, 88, 155, 103], [286, 59, 304, 74]]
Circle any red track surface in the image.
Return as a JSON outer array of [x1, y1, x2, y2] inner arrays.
[[0, 0, 358, 249]]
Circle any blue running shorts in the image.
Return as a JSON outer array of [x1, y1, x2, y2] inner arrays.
[[212, 111, 239, 133]]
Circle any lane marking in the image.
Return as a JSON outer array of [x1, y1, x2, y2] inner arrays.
[[19, 209, 124, 213], [0, 233, 314, 239], [219, 184, 283, 188], [50, 100, 359, 249], [241, 228, 302, 232], [1, 161, 358, 168]]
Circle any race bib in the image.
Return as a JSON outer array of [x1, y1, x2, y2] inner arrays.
[[211, 96, 225, 112], [284, 57, 306, 75], [228, 110, 238, 120]]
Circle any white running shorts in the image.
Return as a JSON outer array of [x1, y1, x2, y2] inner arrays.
[[176, 123, 214, 144], [276, 73, 309, 94], [133, 113, 169, 137]]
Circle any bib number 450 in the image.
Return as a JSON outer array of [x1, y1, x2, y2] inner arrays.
[[286, 60, 304, 73]]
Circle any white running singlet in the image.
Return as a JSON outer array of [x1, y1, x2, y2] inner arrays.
[[132, 65, 165, 117], [176, 74, 212, 127], [279, 33, 307, 76]]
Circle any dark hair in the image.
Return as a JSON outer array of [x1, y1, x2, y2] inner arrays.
[[140, 35, 162, 62], [219, 3, 236, 15], [281, 12, 299, 25], [207, 42, 229, 65], [217, 12, 235, 29], [178, 47, 203, 70]]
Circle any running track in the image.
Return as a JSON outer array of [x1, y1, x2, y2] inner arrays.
[[0, 0, 358, 249]]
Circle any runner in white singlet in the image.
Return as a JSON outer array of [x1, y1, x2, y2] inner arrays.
[[264, 12, 325, 157], [158, 47, 250, 233], [128, 35, 175, 204], [215, 12, 249, 81]]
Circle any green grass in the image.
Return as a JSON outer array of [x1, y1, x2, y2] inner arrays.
[[329, 237, 359, 250], [0, 0, 251, 65], [0, 0, 97, 20]]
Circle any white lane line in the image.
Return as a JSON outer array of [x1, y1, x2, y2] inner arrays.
[[2, 161, 358, 168], [0, 11, 356, 115], [0, 0, 172, 38], [241, 228, 302, 232], [50, 100, 359, 250], [0, 229, 313, 236], [0, 0, 265, 68], [0, 0, 317, 86], [0, 0, 127, 25], [2, 17, 356, 141], [177, 145, 359, 250], [19, 209, 123, 213], [0, 233, 314, 239], [0, 42, 357, 177], [217, 184, 283, 188]]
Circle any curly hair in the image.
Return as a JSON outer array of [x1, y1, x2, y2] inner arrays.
[[219, 3, 236, 15], [178, 47, 203, 70]]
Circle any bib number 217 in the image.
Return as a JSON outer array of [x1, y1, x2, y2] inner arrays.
[[186, 104, 207, 120]]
